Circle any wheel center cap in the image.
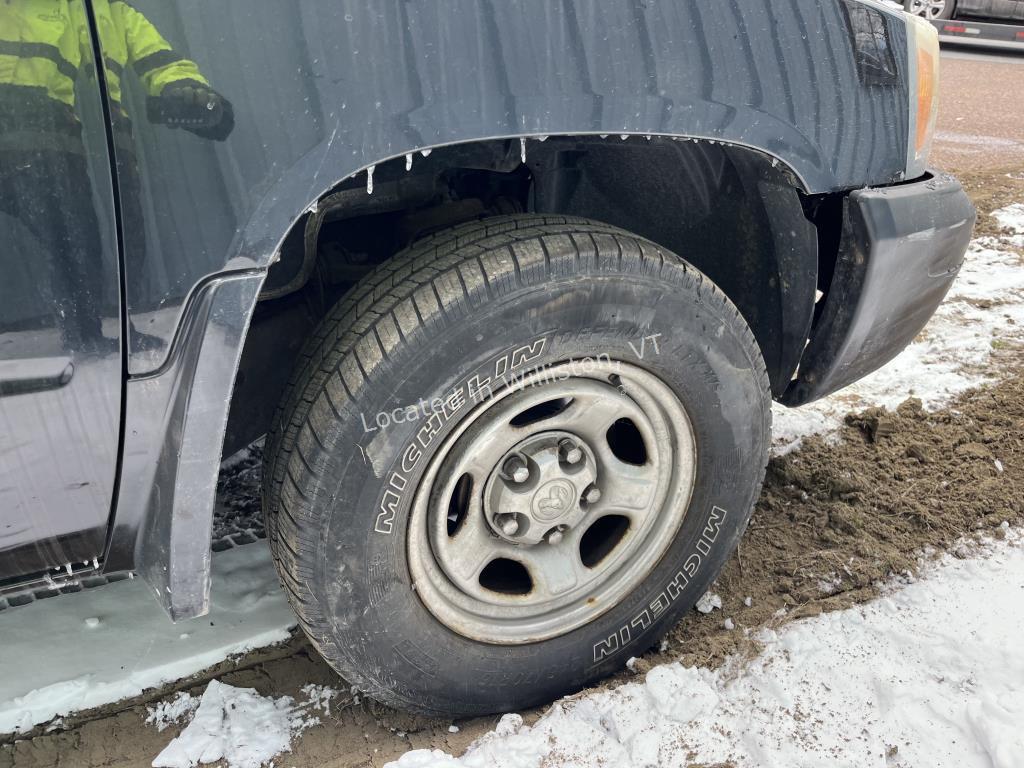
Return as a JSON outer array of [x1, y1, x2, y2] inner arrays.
[[483, 430, 598, 545], [532, 479, 575, 522]]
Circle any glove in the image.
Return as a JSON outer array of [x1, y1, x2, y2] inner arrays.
[[147, 82, 235, 142]]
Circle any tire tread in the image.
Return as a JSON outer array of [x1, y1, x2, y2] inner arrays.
[[261, 214, 771, 713]]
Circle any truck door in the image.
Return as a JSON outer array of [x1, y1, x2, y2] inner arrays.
[[0, 0, 122, 582]]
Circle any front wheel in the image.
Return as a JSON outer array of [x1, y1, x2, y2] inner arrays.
[[911, 0, 955, 20], [263, 215, 771, 716]]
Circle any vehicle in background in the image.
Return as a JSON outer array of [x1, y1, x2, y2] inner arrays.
[[909, 0, 1024, 47], [0, 0, 973, 716], [910, 0, 1023, 21]]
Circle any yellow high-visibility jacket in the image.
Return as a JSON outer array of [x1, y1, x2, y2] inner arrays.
[[0, 0, 208, 113], [0, 0, 81, 108]]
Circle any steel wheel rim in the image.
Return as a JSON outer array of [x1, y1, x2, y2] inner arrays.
[[407, 360, 696, 644]]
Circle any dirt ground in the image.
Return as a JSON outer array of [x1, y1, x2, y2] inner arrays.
[[930, 50, 1024, 242], [6, 347, 1021, 768], [3, 49, 1024, 768], [931, 51, 1024, 176]]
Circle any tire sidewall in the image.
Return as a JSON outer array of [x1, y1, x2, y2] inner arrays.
[[309, 269, 767, 713]]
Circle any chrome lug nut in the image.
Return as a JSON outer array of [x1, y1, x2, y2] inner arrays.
[[584, 485, 601, 505], [502, 455, 530, 484], [496, 513, 520, 537], [559, 438, 583, 465], [546, 527, 565, 546]]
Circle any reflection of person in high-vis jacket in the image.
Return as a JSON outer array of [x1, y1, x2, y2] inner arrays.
[[0, 0, 233, 145], [0, 0, 233, 352], [92, 0, 234, 141]]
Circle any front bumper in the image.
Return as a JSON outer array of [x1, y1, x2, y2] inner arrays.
[[783, 172, 976, 407]]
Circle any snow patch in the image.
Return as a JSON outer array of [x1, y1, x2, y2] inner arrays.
[[151, 681, 296, 768], [495, 713, 523, 737], [388, 533, 1024, 768], [934, 130, 1023, 149], [694, 591, 722, 614], [150, 681, 339, 768], [0, 544, 294, 735], [993, 203, 1024, 247], [816, 573, 843, 595], [146, 692, 199, 733], [993, 203, 1024, 235], [298, 684, 337, 721]]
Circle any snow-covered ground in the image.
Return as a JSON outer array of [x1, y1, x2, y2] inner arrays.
[[0, 206, 1021, 767], [0, 544, 293, 735], [391, 530, 1024, 768]]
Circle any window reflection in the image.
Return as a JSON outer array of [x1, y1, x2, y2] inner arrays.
[[94, 0, 235, 353], [0, 0, 114, 353], [0, 0, 234, 355], [843, 0, 899, 86]]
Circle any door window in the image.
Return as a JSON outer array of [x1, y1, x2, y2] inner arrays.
[[0, 0, 122, 582]]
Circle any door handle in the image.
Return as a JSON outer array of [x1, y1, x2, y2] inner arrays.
[[0, 357, 75, 397]]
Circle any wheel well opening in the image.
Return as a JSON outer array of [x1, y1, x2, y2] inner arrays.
[[226, 136, 819, 456]]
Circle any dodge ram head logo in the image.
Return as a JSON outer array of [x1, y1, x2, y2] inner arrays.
[[533, 480, 575, 521]]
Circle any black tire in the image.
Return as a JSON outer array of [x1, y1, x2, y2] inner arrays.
[[262, 215, 771, 716]]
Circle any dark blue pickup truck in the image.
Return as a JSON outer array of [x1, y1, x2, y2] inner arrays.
[[0, 0, 974, 715]]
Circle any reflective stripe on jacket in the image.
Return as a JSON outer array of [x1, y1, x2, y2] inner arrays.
[[0, 0, 208, 112], [0, 0, 82, 107]]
